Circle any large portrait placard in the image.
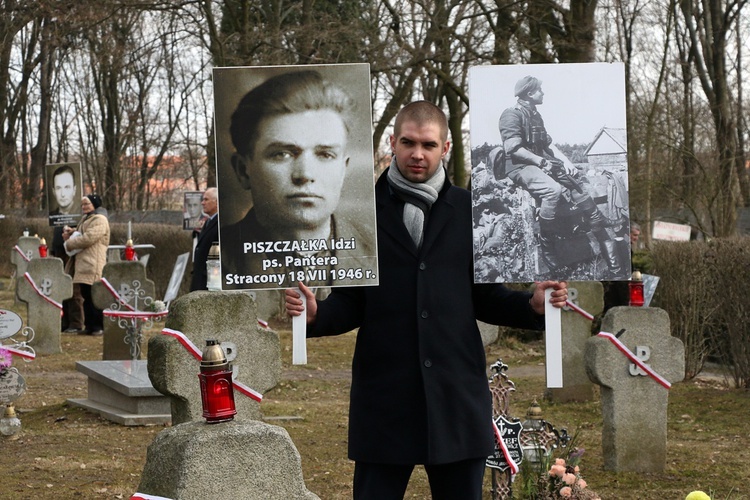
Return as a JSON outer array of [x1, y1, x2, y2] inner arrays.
[[469, 63, 631, 282], [213, 64, 379, 291], [46, 162, 82, 227]]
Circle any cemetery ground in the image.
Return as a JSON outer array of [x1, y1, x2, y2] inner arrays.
[[1, 279, 748, 499]]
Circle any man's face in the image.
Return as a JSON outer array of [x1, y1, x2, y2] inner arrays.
[[53, 172, 76, 213], [233, 109, 349, 234], [390, 120, 449, 183], [527, 87, 544, 105], [201, 191, 218, 217], [630, 228, 641, 246], [186, 197, 202, 218]]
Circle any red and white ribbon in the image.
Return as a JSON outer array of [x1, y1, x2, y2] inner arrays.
[[100, 277, 136, 311], [3, 345, 36, 360], [23, 272, 63, 314], [565, 300, 594, 321], [160, 327, 262, 402], [104, 309, 169, 320], [130, 493, 173, 500], [597, 331, 671, 389], [14, 245, 31, 262], [492, 419, 520, 475]]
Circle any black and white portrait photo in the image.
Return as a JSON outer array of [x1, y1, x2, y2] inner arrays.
[[469, 63, 631, 283], [213, 64, 379, 291], [46, 162, 83, 227], [183, 191, 205, 231]]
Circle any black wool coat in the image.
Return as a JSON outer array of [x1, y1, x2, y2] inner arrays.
[[310, 170, 544, 465], [190, 215, 218, 291]]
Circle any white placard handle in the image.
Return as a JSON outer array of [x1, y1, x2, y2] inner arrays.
[[292, 287, 307, 365], [544, 287, 563, 388]]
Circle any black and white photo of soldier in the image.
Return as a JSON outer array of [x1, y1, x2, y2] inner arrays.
[[469, 63, 631, 282], [213, 64, 378, 291], [47, 162, 83, 227], [183, 191, 206, 231]]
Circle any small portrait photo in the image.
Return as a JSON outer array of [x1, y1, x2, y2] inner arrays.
[[46, 162, 83, 227], [183, 191, 206, 231], [213, 64, 379, 291], [469, 62, 631, 283]]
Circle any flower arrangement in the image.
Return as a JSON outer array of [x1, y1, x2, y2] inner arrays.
[[150, 300, 166, 313], [537, 455, 600, 500], [0, 347, 11, 377]]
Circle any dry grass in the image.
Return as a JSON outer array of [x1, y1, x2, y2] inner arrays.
[[1, 278, 748, 499]]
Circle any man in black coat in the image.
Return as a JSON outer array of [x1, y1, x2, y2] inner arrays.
[[190, 187, 219, 291], [286, 101, 568, 499]]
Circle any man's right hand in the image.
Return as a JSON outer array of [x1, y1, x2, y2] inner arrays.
[[284, 282, 318, 325]]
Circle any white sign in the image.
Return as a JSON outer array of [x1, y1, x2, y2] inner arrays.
[[0, 310, 23, 339], [652, 221, 691, 241]]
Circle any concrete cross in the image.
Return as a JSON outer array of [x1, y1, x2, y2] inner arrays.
[[147, 291, 281, 424], [15, 257, 73, 354], [585, 306, 684, 472]]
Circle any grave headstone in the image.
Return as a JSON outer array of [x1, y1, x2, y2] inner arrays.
[[10, 235, 41, 279], [92, 261, 156, 360], [547, 281, 603, 402], [15, 258, 73, 355], [137, 420, 318, 499], [478, 320, 499, 346], [147, 291, 281, 424], [584, 306, 684, 472]]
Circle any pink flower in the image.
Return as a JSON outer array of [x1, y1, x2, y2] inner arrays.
[[550, 464, 566, 477], [578, 479, 587, 489], [562, 473, 577, 485], [555, 458, 566, 466], [574, 465, 580, 474], [0, 347, 11, 372], [560, 486, 572, 497]]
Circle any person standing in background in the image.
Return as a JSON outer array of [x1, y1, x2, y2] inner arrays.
[[63, 194, 110, 335], [190, 187, 219, 291]]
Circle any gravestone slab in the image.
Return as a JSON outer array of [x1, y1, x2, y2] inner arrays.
[[547, 281, 603, 402], [15, 258, 73, 355], [92, 262, 156, 360], [67, 360, 171, 426], [585, 306, 684, 472], [478, 320, 499, 346], [137, 420, 318, 499], [148, 291, 281, 424]]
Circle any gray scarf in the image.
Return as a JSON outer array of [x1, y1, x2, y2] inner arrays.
[[386, 157, 446, 248]]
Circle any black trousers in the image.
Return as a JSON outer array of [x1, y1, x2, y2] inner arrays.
[[79, 283, 103, 332], [353, 457, 486, 500]]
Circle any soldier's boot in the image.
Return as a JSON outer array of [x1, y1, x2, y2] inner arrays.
[[593, 228, 623, 278], [538, 216, 561, 271]]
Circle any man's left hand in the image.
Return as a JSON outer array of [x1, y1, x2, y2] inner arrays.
[[530, 281, 568, 315]]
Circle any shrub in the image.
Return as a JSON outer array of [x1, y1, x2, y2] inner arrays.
[[1, 216, 193, 301]]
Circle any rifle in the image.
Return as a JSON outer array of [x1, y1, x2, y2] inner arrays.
[[545, 157, 584, 194]]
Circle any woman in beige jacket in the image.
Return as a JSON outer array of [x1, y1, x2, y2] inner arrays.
[[63, 194, 110, 335]]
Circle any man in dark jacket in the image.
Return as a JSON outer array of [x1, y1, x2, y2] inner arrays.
[[286, 101, 568, 499], [190, 187, 218, 291]]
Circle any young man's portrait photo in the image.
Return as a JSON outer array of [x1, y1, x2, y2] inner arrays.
[[183, 191, 205, 230], [213, 64, 378, 291], [469, 62, 631, 283], [46, 162, 82, 227]]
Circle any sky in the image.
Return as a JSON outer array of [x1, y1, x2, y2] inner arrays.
[[468, 62, 627, 148]]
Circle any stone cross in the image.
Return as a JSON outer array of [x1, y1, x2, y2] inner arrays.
[[546, 281, 603, 402], [15, 257, 73, 355], [147, 291, 281, 424], [584, 306, 684, 472], [10, 235, 41, 304], [92, 261, 157, 360]]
